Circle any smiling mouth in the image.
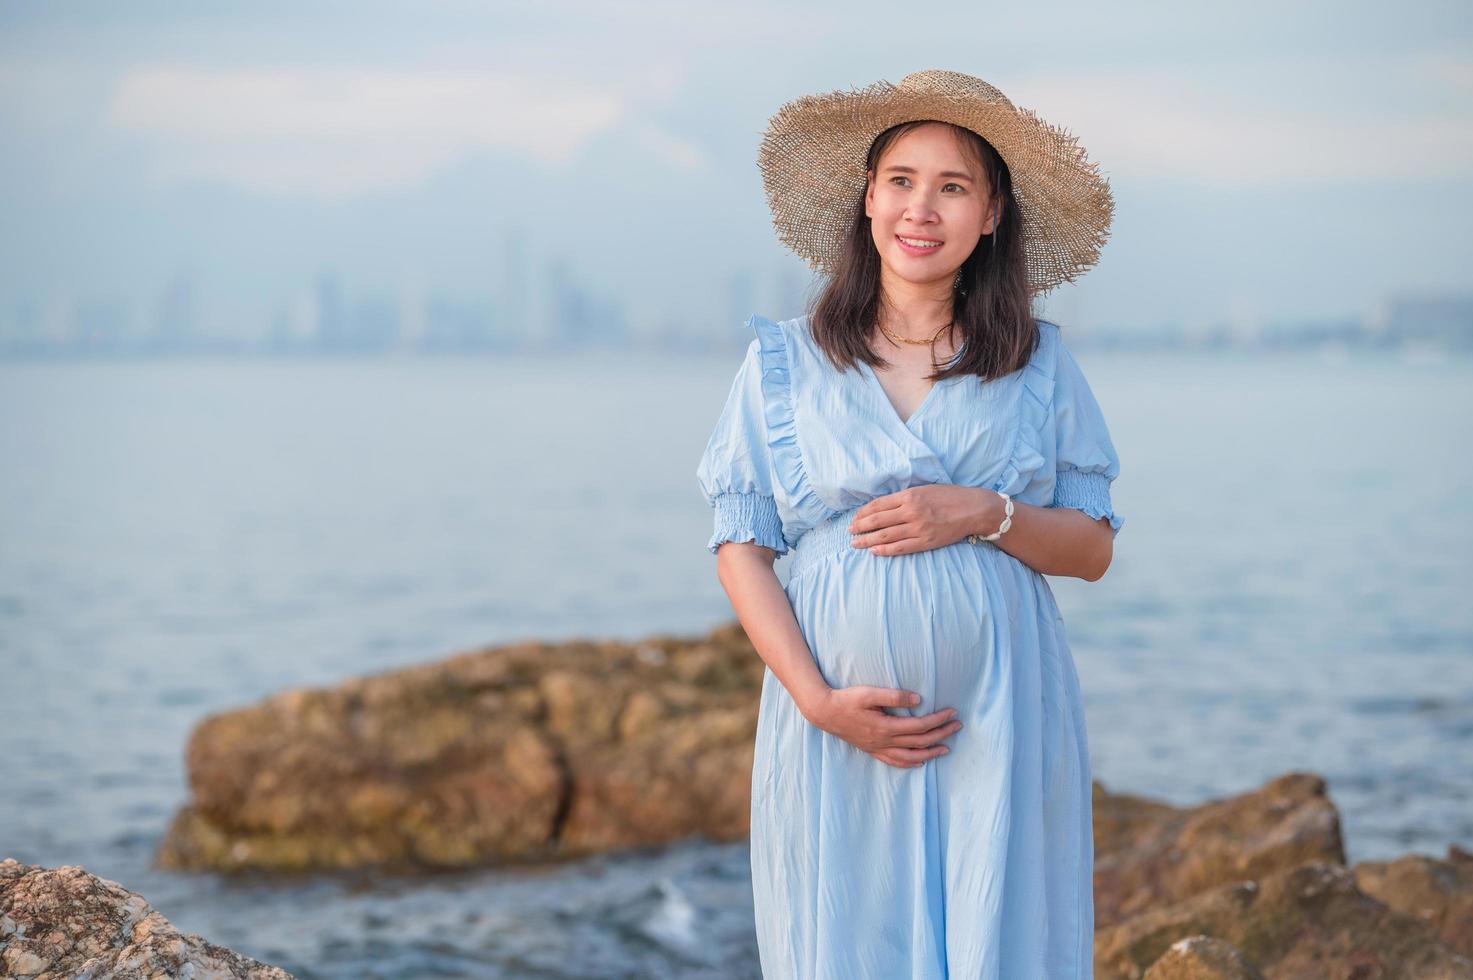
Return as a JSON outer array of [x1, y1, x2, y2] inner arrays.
[[896, 235, 944, 253]]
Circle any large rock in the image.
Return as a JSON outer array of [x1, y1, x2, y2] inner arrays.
[[1094, 861, 1473, 980], [1142, 935, 1266, 980], [0, 858, 292, 978], [1093, 776, 1473, 977], [1354, 845, 1473, 961], [1093, 772, 1346, 928], [157, 623, 764, 873]]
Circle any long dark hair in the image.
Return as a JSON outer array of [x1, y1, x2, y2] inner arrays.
[[808, 120, 1039, 383]]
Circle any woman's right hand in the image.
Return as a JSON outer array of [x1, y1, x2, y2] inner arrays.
[[800, 686, 962, 769]]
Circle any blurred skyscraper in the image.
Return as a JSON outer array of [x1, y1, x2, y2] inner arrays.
[[726, 268, 756, 333], [501, 229, 529, 345], [546, 255, 629, 349], [772, 261, 812, 322], [1372, 291, 1473, 350], [150, 271, 198, 353], [315, 272, 346, 352], [70, 297, 132, 353]]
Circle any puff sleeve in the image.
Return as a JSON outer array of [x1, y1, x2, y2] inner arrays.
[[1050, 339, 1125, 537], [695, 338, 789, 556]]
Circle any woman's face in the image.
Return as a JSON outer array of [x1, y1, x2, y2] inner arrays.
[[864, 122, 998, 290]]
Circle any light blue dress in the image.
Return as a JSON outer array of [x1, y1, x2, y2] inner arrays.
[[696, 312, 1122, 979]]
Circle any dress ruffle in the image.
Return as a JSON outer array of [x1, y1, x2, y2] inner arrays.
[[749, 314, 833, 533], [742, 315, 1117, 546], [989, 320, 1059, 497]]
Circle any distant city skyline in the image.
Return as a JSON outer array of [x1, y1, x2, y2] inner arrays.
[[2, 259, 1467, 359], [0, 245, 817, 355], [1, 1, 1470, 348]]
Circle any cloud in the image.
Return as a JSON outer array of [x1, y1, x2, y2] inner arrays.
[[104, 64, 703, 198], [1418, 51, 1473, 91], [1009, 59, 1473, 185], [69, 49, 1473, 198], [628, 121, 710, 174]]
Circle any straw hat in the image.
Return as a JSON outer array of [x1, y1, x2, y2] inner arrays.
[[756, 69, 1114, 295]]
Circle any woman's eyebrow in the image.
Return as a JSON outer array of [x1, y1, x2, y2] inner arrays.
[[881, 164, 975, 181]]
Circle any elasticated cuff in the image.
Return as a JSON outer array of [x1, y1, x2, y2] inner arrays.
[[708, 490, 788, 556], [1053, 467, 1123, 537]]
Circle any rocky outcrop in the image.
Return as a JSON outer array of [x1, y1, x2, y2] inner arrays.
[[0, 859, 292, 978], [1092, 776, 1473, 979], [156, 623, 763, 873], [146, 617, 1473, 977], [1094, 860, 1471, 979], [1142, 935, 1266, 980], [1354, 845, 1473, 961], [1092, 772, 1346, 928]]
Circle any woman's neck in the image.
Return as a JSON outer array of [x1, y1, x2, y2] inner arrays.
[[877, 272, 954, 341]]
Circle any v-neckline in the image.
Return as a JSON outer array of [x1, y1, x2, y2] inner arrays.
[[861, 358, 946, 430]]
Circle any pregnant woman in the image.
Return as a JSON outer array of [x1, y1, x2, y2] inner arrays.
[[697, 70, 1123, 978]]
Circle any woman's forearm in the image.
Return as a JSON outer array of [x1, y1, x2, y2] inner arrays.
[[715, 543, 831, 716], [976, 493, 1114, 581]]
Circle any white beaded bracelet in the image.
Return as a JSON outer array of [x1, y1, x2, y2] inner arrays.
[[966, 491, 1013, 544]]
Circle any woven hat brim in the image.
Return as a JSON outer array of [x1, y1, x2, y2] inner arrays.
[[757, 78, 1114, 295]]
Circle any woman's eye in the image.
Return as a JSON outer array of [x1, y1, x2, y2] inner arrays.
[[888, 176, 964, 193]]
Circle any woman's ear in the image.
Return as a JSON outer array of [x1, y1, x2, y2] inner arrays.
[[864, 169, 874, 218]]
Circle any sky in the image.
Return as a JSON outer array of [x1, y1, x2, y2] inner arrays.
[[1, 0, 1471, 342]]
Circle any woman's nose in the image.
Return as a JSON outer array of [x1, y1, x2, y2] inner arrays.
[[904, 201, 940, 222]]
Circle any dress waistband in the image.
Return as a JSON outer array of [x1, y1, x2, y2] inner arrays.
[[788, 502, 1003, 581], [788, 504, 867, 580]]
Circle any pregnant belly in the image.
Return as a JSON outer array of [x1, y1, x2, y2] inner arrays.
[[784, 526, 1007, 714]]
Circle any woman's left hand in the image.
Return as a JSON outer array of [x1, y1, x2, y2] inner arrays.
[[847, 484, 999, 557]]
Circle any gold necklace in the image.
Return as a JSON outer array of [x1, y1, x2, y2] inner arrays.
[[877, 319, 953, 347]]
